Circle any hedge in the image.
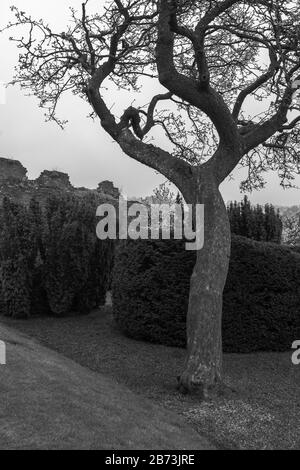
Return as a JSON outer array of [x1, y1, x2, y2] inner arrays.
[[112, 236, 300, 352], [0, 194, 114, 318]]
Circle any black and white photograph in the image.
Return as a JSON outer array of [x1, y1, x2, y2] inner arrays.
[[0, 0, 299, 454]]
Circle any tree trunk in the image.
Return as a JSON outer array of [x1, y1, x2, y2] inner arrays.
[[179, 170, 231, 397]]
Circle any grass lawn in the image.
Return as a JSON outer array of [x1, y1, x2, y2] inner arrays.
[[3, 307, 300, 450], [0, 323, 210, 450]]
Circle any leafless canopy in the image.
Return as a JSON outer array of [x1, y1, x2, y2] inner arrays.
[[5, 0, 300, 190]]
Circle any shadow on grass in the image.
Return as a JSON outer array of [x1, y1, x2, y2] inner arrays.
[[2, 306, 300, 450]]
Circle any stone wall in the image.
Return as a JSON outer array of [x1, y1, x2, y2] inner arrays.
[[0, 158, 27, 183], [0, 157, 120, 206]]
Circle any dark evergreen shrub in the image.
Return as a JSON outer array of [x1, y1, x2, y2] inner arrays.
[[42, 193, 114, 316], [0, 194, 114, 318], [0, 257, 32, 318], [28, 198, 51, 316], [112, 236, 300, 352], [227, 196, 282, 243], [0, 198, 38, 318]]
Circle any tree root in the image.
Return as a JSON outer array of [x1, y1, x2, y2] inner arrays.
[[176, 374, 238, 400]]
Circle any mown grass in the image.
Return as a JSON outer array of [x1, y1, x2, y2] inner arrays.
[[3, 307, 300, 450]]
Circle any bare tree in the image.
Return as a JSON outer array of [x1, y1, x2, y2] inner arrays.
[[4, 0, 300, 396], [283, 212, 300, 245]]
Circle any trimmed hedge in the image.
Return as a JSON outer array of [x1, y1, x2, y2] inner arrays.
[[112, 236, 300, 352], [0, 198, 38, 318], [0, 194, 114, 318]]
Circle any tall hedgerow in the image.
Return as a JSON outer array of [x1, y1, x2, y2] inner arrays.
[[112, 236, 300, 352], [42, 193, 114, 316], [0, 197, 38, 318], [0, 193, 114, 318]]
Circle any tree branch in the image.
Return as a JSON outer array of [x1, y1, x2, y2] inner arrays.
[[156, 0, 241, 159], [232, 47, 279, 120], [86, 65, 191, 188]]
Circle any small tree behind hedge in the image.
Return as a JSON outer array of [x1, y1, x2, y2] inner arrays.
[[283, 211, 300, 247], [112, 236, 300, 353]]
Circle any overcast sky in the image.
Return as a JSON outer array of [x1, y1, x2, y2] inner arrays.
[[0, 0, 299, 205]]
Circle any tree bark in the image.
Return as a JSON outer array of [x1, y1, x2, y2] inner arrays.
[[179, 169, 231, 397]]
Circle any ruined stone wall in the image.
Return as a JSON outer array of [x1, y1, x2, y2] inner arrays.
[[0, 157, 120, 206]]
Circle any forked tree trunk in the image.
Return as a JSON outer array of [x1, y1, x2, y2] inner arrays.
[[179, 171, 231, 397]]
